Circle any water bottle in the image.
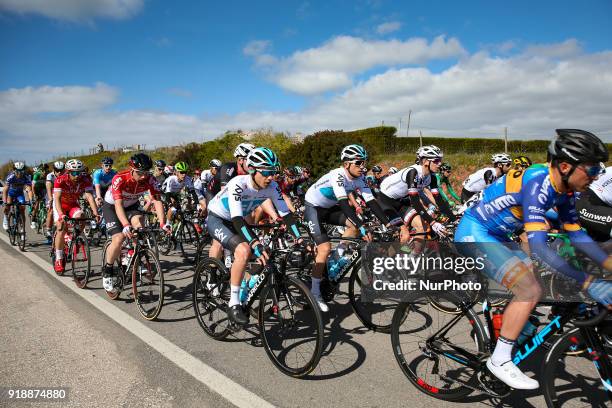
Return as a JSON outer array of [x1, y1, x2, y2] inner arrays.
[[327, 251, 340, 280], [223, 248, 232, 269], [239, 279, 248, 303], [517, 315, 540, 345], [248, 274, 260, 290], [492, 308, 504, 340], [122, 248, 134, 267], [328, 252, 349, 282]]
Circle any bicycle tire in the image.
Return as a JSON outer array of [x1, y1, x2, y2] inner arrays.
[[542, 327, 612, 407], [71, 232, 91, 289], [192, 257, 231, 339], [259, 275, 324, 377], [132, 247, 164, 320], [390, 291, 487, 401], [348, 260, 397, 333], [8, 212, 17, 246], [17, 213, 26, 251], [178, 221, 199, 264]]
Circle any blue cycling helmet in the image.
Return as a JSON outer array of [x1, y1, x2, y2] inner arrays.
[[341, 144, 368, 161], [101, 157, 113, 165], [247, 147, 280, 170]]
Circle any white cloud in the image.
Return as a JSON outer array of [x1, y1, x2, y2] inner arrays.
[[0, 83, 118, 115], [246, 35, 467, 95], [243, 40, 278, 67], [0, 0, 144, 22], [376, 21, 401, 35], [2, 39, 612, 164], [523, 39, 582, 58]]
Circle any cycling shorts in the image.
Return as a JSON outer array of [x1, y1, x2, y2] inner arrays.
[[102, 202, 142, 237], [455, 214, 532, 288], [206, 212, 245, 251], [53, 204, 83, 222], [7, 190, 26, 203], [303, 202, 348, 245]]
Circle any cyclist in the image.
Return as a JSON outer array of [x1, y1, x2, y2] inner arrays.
[[52, 159, 99, 273], [196, 159, 221, 203], [513, 155, 533, 170], [30, 164, 48, 229], [208, 143, 255, 196], [303, 144, 396, 312], [455, 129, 612, 390], [576, 165, 612, 242], [206, 147, 302, 325], [435, 162, 461, 208], [101, 153, 170, 292], [44, 161, 64, 242], [93, 157, 117, 207], [2, 161, 32, 231], [461, 153, 513, 203], [152, 160, 167, 186], [388, 166, 398, 175], [378, 145, 456, 244], [162, 161, 198, 224]]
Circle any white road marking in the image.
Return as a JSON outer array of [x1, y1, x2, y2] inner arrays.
[[0, 232, 276, 408]]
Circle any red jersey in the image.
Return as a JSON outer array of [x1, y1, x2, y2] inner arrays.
[[105, 170, 161, 208], [53, 174, 94, 209]]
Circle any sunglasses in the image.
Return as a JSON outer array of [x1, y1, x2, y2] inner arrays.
[[69, 171, 81, 177], [258, 169, 280, 177], [430, 158, 442, 165], [133, 169, 147, 175], [177, 171, 187, 175], [580, 163, 605, 178], [103, 164, 112, 168], [350, 160, 367, 167]]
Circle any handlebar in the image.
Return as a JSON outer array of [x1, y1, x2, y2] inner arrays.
[[572, 306, 609, 327]]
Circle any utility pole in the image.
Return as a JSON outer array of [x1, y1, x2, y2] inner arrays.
[[398, 118, 402, 133], [419, 130, 423, 147], [504, 127, 508, 153], [406, 110, 411, 137]]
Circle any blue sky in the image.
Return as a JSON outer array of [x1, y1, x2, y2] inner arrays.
[[1, 0, 612, 163]]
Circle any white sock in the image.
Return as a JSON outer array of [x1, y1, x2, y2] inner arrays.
[[491, 336, 515, 366], [55, 250, 63, 260], [311, 277, 321, 297], [229, 285, 241, 307]]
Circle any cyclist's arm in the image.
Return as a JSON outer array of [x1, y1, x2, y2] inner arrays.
[[405, 168, 435, 225], [53, 191, 63, 219], [83, 192, 99, 217], [444, 178, 461, 201], [434, 174, 450, 203], [358, 182, 391, 224], [429, 176, 456, 221], [331, 172, 366, 234], [270, 184, 301, 239]]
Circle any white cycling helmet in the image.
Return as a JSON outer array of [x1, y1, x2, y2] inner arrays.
[[341, 144, 368, 161], [491, 153, 512, 164], [388, 166, 398, 174], [13, 161, 25, 171], [417, 145, 443, 159], [65, 159, 85, 172], [32, 166, 39, 172], [234, 143, 256, 158], [210, 159, 222, 168], [53, 161, 65, 171], [247, 147, 280, 170], [163, 165, 174, 176]]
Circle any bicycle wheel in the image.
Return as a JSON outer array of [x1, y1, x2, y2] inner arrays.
[[192, 257, 231, 339], [348, 260, 397, 333], [101, 239, 122, 300], [542, 327, 612, 407], [17, 213, 26, 251], [178, 221, 199, 264], [71, 232, 91, 289], [132, 247, 164, 320], [259, 275, 324, 377], [8, 212, 17, 246], [390, 291, 486, 401], [159, 231, 174, 256]]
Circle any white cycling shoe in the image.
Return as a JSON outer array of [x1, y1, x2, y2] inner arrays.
[[31, 221, 37, 230], [313, 294, 329, 313], [486, 358, 539, 390], [103, 276, 117, 292], [2, 218, 8, 230]]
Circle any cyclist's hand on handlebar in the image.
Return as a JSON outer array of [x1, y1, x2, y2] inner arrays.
[[431, 221, 447, 237], [95, 197, 103, 207], [161, 222, 172, 235], [252, 242, 269, 265], [122, 224, 133, 239]]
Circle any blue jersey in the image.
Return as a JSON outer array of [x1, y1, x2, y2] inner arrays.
[[92, 168, 117, 190], [458, 165, 608, 280], [5, 171, 31, 194]]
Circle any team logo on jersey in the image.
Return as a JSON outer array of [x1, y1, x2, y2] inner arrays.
[[112, 177, 122, 190], [336, 174, 345, 187], [537, 177, 551, 205], [233, 185, 243, 201], [226, 167, 234, 177]]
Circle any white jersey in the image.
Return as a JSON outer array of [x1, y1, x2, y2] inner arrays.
[[46, 173, 56, 185], [200, 170, 214, 186], [588, 166, 612, 206], [462, 167, 497, 193], [162, 175, 194, 194], [304, 167, 374, 208], [208, 175, 290, 221], [379, 164, 433, 200]]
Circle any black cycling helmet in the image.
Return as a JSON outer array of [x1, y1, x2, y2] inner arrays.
[[440, 162, 452, 172], [101, 156, 113, 165], [129, 153, 153, 171], [155, 159, 166, 168], [548, 129, 608, 164], [371, 165, 382, 174]]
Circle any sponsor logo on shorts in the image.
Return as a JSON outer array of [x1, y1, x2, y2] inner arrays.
[[214, 228, 227, 242]]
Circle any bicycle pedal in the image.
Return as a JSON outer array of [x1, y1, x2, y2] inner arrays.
[[477, 369, 511, 398]]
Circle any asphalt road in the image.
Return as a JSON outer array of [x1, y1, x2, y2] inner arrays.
[[0, 223, 595, 408]]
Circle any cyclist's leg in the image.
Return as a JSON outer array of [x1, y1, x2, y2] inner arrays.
[[461, 187, 475, 204]]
